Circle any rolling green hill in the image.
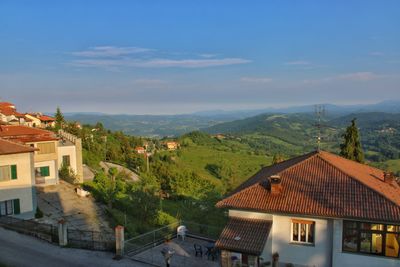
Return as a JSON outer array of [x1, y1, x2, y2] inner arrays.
[[203, 112, 400, 163]]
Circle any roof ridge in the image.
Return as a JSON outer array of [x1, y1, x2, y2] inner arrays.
[[316, 152, 400, 207], [274, 150, 319, 176], [319, 150, 388, 176]]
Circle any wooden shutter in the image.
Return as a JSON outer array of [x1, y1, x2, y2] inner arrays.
[[11, 165, 17, 180], [41, 166, 50, 176], [13, 199, 20, 214]]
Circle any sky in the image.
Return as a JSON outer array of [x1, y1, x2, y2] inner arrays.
[[0, 1, 399, 114]]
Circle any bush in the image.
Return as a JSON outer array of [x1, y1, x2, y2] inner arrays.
[[35, 207, 43, 218], [59, 164, 78, 184], [154, 210, 177, 226]]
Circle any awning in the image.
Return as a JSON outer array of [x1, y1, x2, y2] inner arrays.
[[215, 216, 272, 256]]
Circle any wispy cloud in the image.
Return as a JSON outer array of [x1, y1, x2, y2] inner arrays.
[[303, 72, 386, 84], [69, 46, 250, 69], [337, 72, 384, 81], [71, 57, 251, 69], [198, 53, 218, 58], [369, 51, 384, 56], [71, 46, 153, 57], [133, 79, 168, 87], [284, 60, 311, 66], [240, 76, 272, 83]]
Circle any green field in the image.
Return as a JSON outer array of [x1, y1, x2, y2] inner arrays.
[[171, 144, 272, 187]]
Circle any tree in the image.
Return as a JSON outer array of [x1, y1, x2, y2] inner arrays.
[[340, 118, 364, 163], [55, 107, 65, 130], [272, 153, 285, 164]]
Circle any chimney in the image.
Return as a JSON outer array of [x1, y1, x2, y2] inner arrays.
[[270, 175, 282, 195], [384, 172, 395, 184]]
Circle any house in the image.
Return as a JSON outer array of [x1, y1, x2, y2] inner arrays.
[[165, 141, 179, 150], [25, 113, 56, 128], [215, 150, 400, 267], [134, 146, 146, 154], [0, 138, 37, 219], [0, 125, 83, 185]]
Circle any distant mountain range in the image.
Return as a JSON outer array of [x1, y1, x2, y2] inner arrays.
[[64, 100, 400, 137]]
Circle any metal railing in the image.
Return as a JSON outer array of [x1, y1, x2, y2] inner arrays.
[[0, 216, 58, 244], [67, 228, 115, 251]]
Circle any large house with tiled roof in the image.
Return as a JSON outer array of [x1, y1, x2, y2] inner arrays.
[[0, 138, 37, 219], [0, 125, 83, 185], [216, 150, 400, 267]]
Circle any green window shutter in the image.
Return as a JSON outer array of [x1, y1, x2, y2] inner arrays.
[[40, 166, 50, 177], [11, 165, 17, 180], [13, 199, 20, 214]]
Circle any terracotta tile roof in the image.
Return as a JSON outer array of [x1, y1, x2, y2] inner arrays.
[[0, 125, 58, 143], [0, 138, 37, 155], [215, 216, 272, 255], [217, 151, 400, 223], [0, 108, 17, 116], [39, 115, 55, 122]]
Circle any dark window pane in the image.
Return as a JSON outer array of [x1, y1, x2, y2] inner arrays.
[[385, 233, 399, 258], [308, 223, 314, 243], [343, 229, 358, 252], [293, 223, 299, 241], [344, 221, 357, 229], [360, 232, 372, 253], [361, 223, 371, 230]]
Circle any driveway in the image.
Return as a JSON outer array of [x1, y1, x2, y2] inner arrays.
[[0, 227, 150, 267], [36, 180, 112, 233]]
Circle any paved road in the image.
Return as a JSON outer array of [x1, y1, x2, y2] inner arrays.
[[0, 227, 149, 267], [100, 162, 140, 182]]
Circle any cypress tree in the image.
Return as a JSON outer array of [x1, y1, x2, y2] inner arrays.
[[55, 106, 65, 130], [340, 118, 364, 163]]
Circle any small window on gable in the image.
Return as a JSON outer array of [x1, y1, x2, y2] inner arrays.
[[291, 219, 315, 245]]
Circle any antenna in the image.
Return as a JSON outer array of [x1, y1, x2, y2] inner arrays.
[[314, 104, 326, 151]]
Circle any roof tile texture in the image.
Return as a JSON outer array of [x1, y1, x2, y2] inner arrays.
[[217, 151, 400, 223], [215, 216, 272, 255]]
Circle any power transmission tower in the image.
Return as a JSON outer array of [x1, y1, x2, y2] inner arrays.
[[314, 105, 326, 151]]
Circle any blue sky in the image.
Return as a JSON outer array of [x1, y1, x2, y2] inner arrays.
[[0, 1, 399, 114]]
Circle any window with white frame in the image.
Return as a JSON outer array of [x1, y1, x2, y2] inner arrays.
[[0, 165, 18, 181], [291, 219, 315, 244]]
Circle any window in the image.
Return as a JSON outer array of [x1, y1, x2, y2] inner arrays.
[[0, 165, 17, 181], [62, 155, 71, 167], [37, 142, 55, 154], [35, 166, 50, 177], [0, 199, 19, 216], [291, 219, 315, 244], [343, 220, 400, 258]]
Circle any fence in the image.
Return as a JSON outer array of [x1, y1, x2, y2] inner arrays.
[[67, 228, 115, 251], [124, 220, 223, 266], [124, 220, 222, 257], [124, 221, 180, 256], [0, 216, 58, 244]]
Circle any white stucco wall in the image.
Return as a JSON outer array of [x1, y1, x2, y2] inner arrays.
[[57, 144, 77, 175], [271, 214, 333, 267], [332, 219, 399, 267], [34, 160, 58, 185], [0, 152, 36, 218]]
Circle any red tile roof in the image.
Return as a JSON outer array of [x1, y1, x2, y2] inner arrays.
[[0, 125, 58, 143], [217, 151, 400, 223], [0, 138, 37, 155], [215, 216, 272, 255], [39, 115, 55, 122]]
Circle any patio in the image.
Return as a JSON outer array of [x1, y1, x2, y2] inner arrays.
[[130, 236, 221, 267]]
